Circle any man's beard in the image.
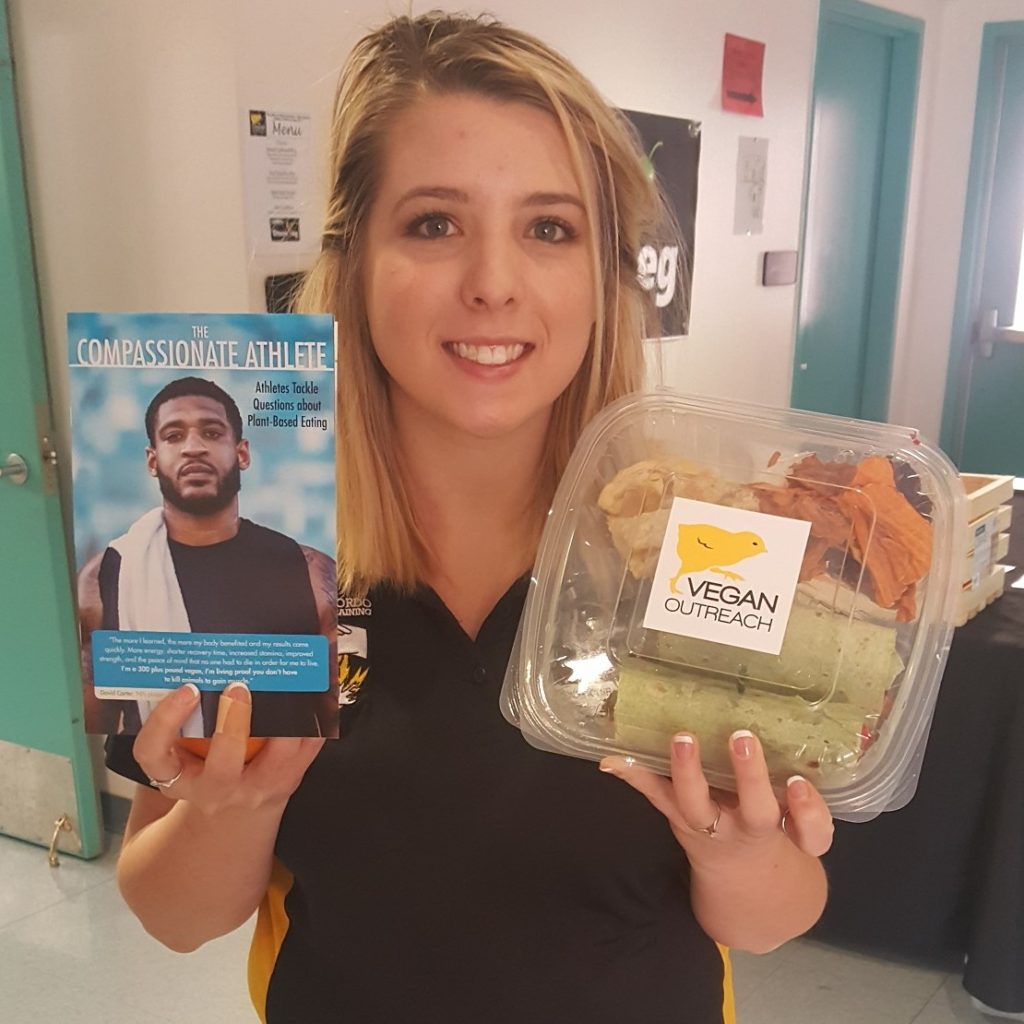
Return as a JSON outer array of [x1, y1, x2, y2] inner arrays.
[[157, 462, 242, 516]]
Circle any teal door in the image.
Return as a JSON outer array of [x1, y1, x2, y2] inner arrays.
[[793, 1, 921, 421], [942, 23, 1024, 476], [0, 2, 103, 857]]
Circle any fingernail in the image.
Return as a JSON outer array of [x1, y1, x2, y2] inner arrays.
[[177, 683, 200, 704], [223, 681, 251, 704], [731, 729, 755, 759], [672, 734, 695, 760], [787, 774, 809, 800], [216, 686, 252, 737]]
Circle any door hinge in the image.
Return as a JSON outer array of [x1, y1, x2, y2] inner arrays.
[[35, 403, 58, 495], [975, 309, 998, 359]]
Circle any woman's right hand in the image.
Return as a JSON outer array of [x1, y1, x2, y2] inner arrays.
[[132, 682, 325, 816]]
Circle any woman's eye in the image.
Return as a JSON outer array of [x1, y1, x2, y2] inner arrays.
[[411, 215, 454, 239], [531, 218, 573, 243]]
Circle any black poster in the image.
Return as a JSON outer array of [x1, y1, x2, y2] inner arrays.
[[622, 110, 701, 336]]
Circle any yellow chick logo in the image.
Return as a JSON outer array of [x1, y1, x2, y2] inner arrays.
[[669, 524, 767, 593]]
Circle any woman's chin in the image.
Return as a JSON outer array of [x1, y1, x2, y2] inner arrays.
[[450, 398, 557, 442]]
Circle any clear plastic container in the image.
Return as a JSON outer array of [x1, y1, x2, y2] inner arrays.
[[501, 390, 966, 822]]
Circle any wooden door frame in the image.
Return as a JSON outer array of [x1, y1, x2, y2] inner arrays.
[[792, 0, 922, 421], [940, 20, 1024, 463]]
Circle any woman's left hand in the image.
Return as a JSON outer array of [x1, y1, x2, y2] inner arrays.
[[599, 729, 834, 859]]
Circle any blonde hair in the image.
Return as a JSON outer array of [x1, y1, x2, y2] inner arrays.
[[295, 10, 679, 594]]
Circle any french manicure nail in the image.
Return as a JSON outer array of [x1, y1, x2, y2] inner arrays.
[[731, 729, 755, 759], [787, 774, 809, 799], [672, 734, 695, 758], [177, 683, 200, 704], [223, 681, 251, 704]]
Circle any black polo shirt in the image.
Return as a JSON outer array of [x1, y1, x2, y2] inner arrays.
[[109, 579, 730, 1023]]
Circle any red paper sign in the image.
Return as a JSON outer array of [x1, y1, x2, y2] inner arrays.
[[722, 33, 765, 117]]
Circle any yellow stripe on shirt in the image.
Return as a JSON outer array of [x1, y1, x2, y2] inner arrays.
[[248, 857, 295, 1024], [719, 944, 737, 1024]]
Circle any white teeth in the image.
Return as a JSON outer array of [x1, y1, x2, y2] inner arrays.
[[452, 343, 526, 366]]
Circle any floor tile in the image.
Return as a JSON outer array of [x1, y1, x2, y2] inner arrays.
[[783, 938, 949, 1002], [0, 832, 120, 930], [0, 955, 168, 1024], [730, 941, 798, 1005], [734, 955, 934, 1024], [0, 875, 256, 1022]]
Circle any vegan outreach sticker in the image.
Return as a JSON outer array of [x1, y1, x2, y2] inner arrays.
[[643, 497, 811, 656]]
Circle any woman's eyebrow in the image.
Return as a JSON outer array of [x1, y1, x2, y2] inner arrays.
[[393, 186, 468, 212], [392, 186, 584, 213], [524, 191, 585, 210]]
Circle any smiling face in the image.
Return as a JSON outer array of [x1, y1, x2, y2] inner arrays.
[[145, 395, 250, 517], [361, 92, 596, 444]]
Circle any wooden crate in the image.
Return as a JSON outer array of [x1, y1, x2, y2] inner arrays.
[[956, 473, 1015, 599], [960, 473, 1014, 522], [960, 510, 1012, 587], [955, 562, 1009, 627]]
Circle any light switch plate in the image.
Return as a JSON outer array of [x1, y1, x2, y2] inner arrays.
[[762, 250, 798, 286]]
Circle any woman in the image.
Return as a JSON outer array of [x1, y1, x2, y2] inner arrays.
[[109, 12, 833, 1022]]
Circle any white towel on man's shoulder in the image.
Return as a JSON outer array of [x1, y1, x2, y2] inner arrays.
[[110, 507, 189, 631], [109, 507, 204, 737]]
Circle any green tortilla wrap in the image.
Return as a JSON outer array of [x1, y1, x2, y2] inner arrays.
[[613, 659, 872, 783], [654, 601, 903, 714]]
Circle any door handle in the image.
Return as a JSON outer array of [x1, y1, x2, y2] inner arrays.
[[976, 309, 1024, 358], [0, 453, 28, 485]]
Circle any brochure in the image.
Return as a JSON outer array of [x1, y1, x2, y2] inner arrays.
[[68, 312, 338, 738]]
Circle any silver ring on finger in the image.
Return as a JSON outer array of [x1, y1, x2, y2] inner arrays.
[[690, 799, 722, 838], [148, 763, 184, 790]]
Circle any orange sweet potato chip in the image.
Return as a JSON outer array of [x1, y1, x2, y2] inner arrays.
[[837, 457, 932, 620], [755, 454, 932, 620]]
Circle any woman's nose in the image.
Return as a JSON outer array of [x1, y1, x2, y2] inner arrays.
[[459, 231, 520, 310]]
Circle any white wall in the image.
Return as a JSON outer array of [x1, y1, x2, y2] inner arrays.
[[650, 2, 819, 404]]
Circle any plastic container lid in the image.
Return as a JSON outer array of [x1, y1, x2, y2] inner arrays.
[[501, 390, 965, 822]]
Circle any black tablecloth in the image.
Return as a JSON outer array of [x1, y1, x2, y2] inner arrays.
[[812, 491, 1024, 1013]]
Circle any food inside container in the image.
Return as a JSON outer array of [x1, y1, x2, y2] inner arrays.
[[501, 391, 964, 821]]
